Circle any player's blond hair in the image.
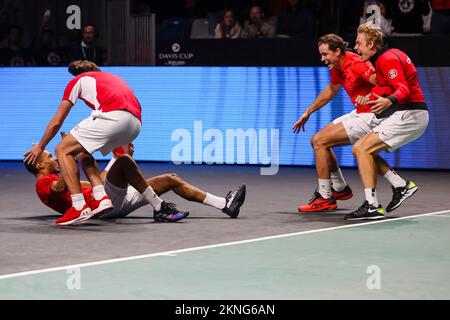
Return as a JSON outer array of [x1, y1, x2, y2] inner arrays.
[[357, 22, 383, 50]]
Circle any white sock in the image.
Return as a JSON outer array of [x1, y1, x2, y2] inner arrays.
[[364, 188, 379, 207], [318, 179, 331, 199], [71, 193, 86, 210], [331, 168, 347, 192], [142, 186, 163, 211], [203, 193, 226, 210], [104, 157, 117, 172], [383, 169, 407, 188], [93, 185, 107, 201]]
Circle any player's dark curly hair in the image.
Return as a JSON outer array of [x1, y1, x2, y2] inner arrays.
[[24, 160, 38, 176], [68, 60, 101, 76]]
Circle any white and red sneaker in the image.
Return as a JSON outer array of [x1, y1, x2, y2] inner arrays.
[[90, 196, 113, 219], [56, 204, 93, 226]]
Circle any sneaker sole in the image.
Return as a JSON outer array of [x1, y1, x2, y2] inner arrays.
[[298, 204, 338, 213], [333, 193, 353, 201], [56, 212, 94, 226], [91, 199, 114, 218], [387, 186, 419, 212], [344, 215, 385, 221], [227, 185, 246, 219], [154, 212, 189, 223]]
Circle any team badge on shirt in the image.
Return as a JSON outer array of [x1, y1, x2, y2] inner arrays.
[[388, 69, 398, 79]]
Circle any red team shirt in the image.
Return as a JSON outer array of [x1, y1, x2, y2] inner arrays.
[[35, 174, 93, 214], [370, 46, 426, 105], [330, 51, 376, 113], [62, 71, 142, 122]]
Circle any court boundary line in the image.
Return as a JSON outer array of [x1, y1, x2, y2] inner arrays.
[[1, 209, 449, 281]]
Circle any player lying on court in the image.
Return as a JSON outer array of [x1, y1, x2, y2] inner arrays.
[[292, 34, 416, 216], [24, 143, 246, 225]]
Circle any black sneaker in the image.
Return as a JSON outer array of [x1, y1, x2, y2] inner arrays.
[[222, 185, 246, 218], [331, 185, 353, 201], [386, 180, 418, 212], [153, 201, 189, 222], [344, 201, 385, 221]]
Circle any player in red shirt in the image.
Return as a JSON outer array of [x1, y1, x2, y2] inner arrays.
[[346, 23, 429, 220], [293, 34, 409, 213], [25, 145, 246, 224], [24, 60, 143, 226]]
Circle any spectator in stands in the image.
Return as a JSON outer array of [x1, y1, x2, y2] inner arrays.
[[0, 12, 10, 46], [32, 28, 63, 66], [242, 5, 276, 38], [384, 0, 431, 34], [0, 25, 34, 66], [430, 0, 450, 34], [276, 0, 317, 37], [214, 9, 242, 38], [67, 24, 106, 65], [360, 1, 394, 35]]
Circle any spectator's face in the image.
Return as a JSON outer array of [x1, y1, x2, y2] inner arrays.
[[224, 11, 235, 26], [8, 28, 22, 45], [250, 7, 262, 23], [82, 26, 96, 44], [354, 32, 373, 62], [319, 43, 342, 70]]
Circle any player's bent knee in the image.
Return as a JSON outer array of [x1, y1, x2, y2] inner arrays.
[[352, 142, 369, 157], [311, 132, 328, 149]]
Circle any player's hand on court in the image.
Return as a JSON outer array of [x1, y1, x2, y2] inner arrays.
[[24, 144, 44, 165], [367, 93, 392, 114], [355, 94, 371, 106], [292, 112, 310, 133]]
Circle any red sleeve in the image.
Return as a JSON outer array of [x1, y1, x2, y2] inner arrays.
[[352, 61, 375, 83], [330, 69, 342, 85], [62, 76, 82, 104], [36, 176, 54, 197], [377, 57, 410, 103]]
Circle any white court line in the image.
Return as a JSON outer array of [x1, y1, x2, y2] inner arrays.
[[0, 209, 449, 281]]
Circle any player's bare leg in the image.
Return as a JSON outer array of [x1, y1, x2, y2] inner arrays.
[[147, 173, 207, 203], [345, 132, 389, 220], [299, 122, 351, 212], [55, 134, 112, 225], [147, 172, 246, 218]]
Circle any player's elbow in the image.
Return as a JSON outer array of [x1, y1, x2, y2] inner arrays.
[[50, 118, 63, 129]]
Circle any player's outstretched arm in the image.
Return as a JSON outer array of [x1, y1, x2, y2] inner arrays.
[[292, 83, 341, 133], [24, 100, 73, 165]]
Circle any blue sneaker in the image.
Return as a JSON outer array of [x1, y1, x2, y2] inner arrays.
[[153, 201, 189, 222]]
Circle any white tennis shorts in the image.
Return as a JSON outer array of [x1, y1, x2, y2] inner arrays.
[[333, 110, 383, 144], [372, 110, 429, 152], [70, 110, 141, 156], [101, 178, 149, 219], [333, 109, 429, 152]]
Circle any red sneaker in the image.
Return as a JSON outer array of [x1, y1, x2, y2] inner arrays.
[[298, 192, 337, 212], [90, 196, 113, 219], [56, 204, 93, 226], [331, 185, 353, 201]]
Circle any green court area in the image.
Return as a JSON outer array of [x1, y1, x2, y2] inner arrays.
[[1, 211, 450, 300]]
